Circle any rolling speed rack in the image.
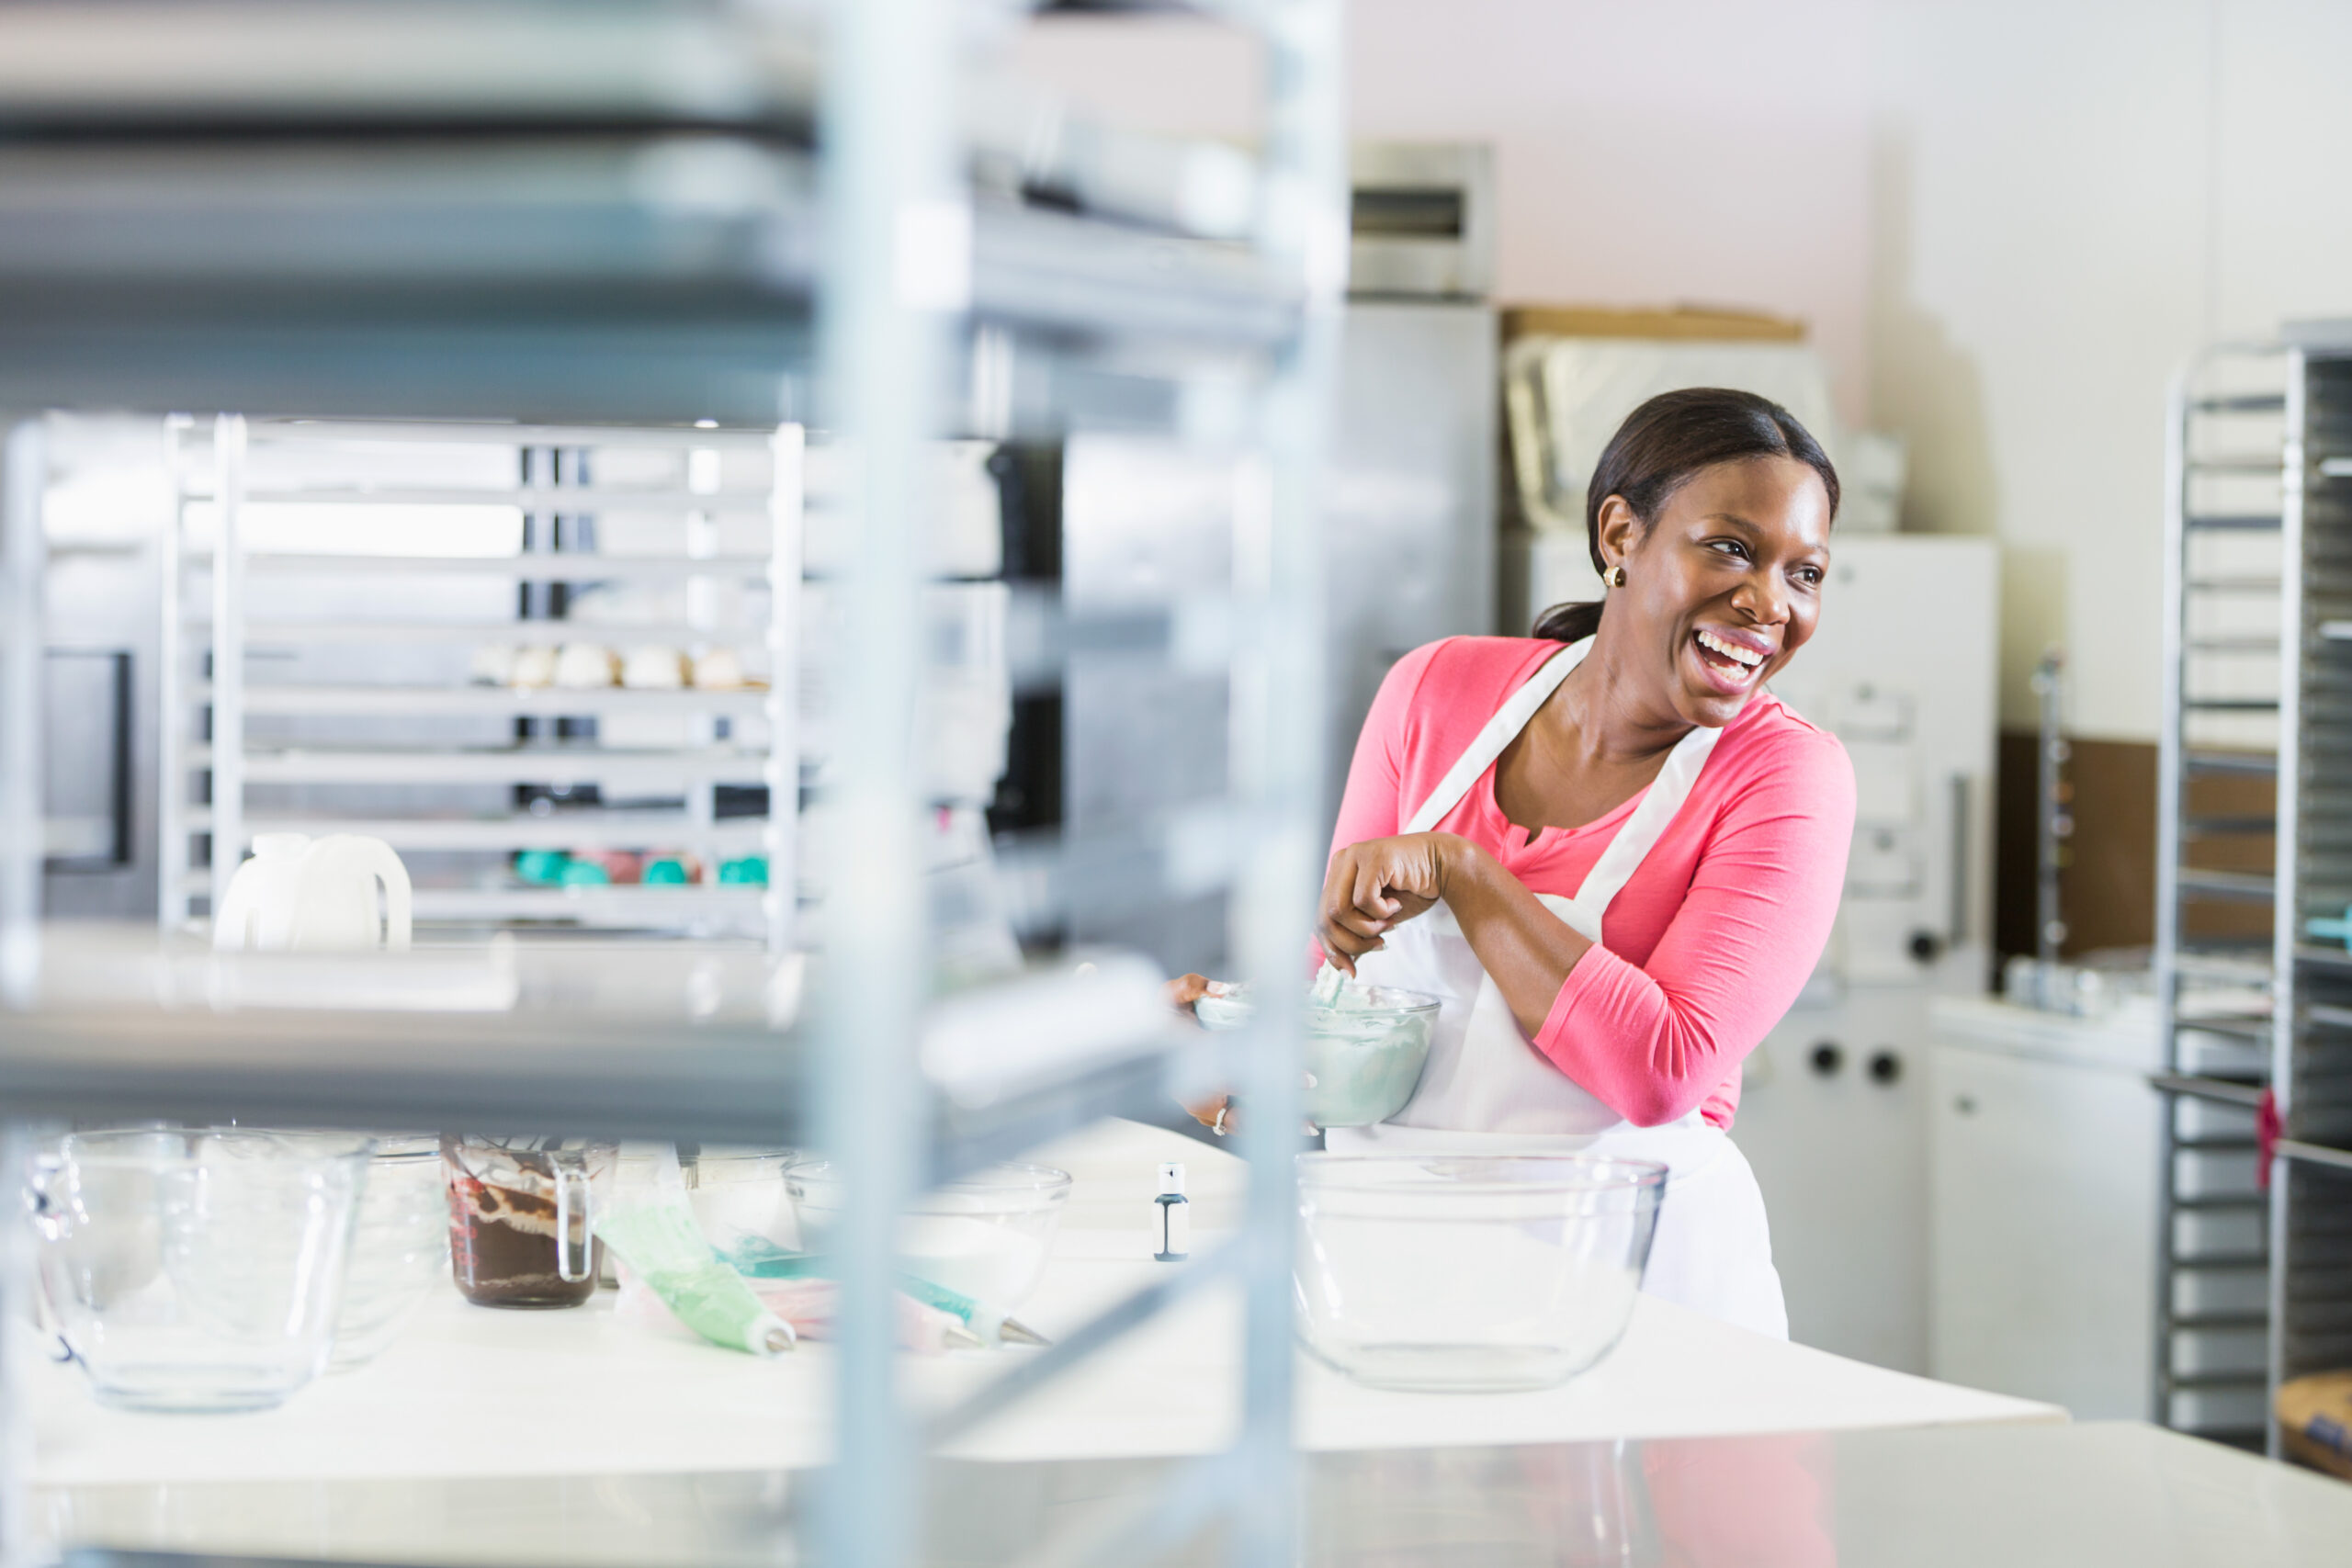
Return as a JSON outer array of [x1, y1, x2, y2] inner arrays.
[[160, 416, 800, 944], [2157, 332, 2352, 1457]]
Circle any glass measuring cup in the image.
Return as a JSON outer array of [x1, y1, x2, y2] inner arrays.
[[442, 1135, 615, 1308]]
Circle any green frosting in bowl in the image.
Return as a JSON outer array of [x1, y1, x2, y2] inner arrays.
[[1192, 977, 1440, 1128]]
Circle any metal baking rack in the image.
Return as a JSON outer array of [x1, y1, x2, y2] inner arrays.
[[2158, 333, 2352, 1458], [2266, 323, 2352, 1457], [0, 4, 1343, 1567], [2154, 344, 2292, 1450], [159, 415, 799, 945]]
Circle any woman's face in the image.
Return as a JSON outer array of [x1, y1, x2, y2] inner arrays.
[[1599, 455, 1833, 729]]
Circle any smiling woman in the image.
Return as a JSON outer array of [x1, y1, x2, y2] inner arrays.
[[1181, 389, 1857, 1340]]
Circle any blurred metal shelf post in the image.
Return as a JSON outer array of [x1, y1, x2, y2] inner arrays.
[[812, 0, 956, 1554], [0, 417, 42, 1008], [0, 416, 45, 1568], [1230, 4, 1345, 1563]]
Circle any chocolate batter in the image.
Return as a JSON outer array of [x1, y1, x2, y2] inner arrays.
[[443, 1135, 605, 1308]]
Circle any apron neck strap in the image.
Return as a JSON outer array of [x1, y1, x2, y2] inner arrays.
[[1402, 641, 1587, 835], [1395, 637, 1733, 939], [1568, 718, 1723, 916]]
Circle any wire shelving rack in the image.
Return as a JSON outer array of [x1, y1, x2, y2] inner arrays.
[[2154, 344, 2291, 1450], [159, 415, 801, 945], [0, 4, 1347, 1566], [2157, 333, 2352, 1459], [2265, 325, 2352, 1459]]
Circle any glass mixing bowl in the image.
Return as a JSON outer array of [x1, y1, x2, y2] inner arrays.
[[1293, 1152, 1667, 1393], [329, 1134, 449, 1371], [684, 1145, 801, 1263], [1193, 982, 1441, 1128], [786, 1160, 1070, 1310], [30, 1129, 370, 1413]]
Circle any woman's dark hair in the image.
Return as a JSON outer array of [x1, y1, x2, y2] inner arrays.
[[1531, 388, 1840, 643]]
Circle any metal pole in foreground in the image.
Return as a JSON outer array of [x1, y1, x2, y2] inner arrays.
[[1232, 3, 1346, 1564], [813, 0, 958, 1561], [0, 1124, 33, 1568], [0, 417, 45, 1009], [0, 421, 44, 1566], [208, 415, 247, 933]]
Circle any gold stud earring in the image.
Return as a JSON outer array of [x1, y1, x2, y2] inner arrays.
[[1609, 565, 1627, 588]]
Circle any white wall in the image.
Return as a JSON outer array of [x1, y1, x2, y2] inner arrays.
[[1011, 1, 2352, 740], [1007, 2, 1872, 427], [2211, 2, 2352, 337], [1871, 0, 2352, 738]]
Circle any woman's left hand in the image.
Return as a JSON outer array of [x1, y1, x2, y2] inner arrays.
[[1166, 974, 1238, 1133], [1317, 832, 1468, 976], [1165, 973, 1215, 1018]]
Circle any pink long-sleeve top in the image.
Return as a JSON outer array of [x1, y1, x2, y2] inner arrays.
[[1328, 636, 1856, 1131]]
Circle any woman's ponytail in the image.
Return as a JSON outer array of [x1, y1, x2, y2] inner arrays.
[[1529, 600, 1605, 644]]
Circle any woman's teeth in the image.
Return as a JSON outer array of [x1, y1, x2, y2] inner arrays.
[[1696, 629, 1765, 672]]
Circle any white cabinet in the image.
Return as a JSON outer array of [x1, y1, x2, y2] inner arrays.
[[1736, 987, 1930, 1372], [1927, 1000, 2163, 1419]]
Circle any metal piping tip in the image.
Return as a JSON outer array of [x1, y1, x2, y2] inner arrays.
[[943, 1322, 987, 1351], [999, 1317, 1051, 1347]]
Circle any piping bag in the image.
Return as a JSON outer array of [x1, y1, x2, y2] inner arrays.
[[595, 1145, 795, 1357], [740, 1276, 983, 1354], [723, 1236, 1050, 1347]]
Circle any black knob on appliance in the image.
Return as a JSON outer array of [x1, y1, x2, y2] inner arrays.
[[1908, 930, 1943, 963], [1809, 1043, 1843, 1077], [1868, 1050, 1902, 1085]]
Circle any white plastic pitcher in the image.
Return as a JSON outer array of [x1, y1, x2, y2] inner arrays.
[[213, 833, 413, 953]]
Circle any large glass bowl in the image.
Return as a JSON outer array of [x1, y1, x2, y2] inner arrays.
[[599, 1145, 798, 1286], [787, 1160, 1070, 1311], [1293, 1152, 1667, 1393], [1193, 982, 1441, 1128], [29, 1129, 370, 1413], [329, 1134, 449, 1371], [684, 1145, 801, 1264]]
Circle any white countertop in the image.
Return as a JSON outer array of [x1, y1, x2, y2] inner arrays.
[[1928, 993, 2165, 1073], [39, 1423, 2352, 1568], [29, 1119, 2058, 1486]]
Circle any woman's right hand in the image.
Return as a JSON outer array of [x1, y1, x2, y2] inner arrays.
[[1317, 832, 1459, 975]]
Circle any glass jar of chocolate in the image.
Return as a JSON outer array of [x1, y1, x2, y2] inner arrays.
[[442, 1135, 616, 1308]]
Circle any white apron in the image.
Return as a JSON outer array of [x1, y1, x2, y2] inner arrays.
[[1329, 638, 1788, 1338]]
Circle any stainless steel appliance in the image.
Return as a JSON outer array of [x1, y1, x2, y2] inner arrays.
[[1320, 300, 1498, 820], [37, 415, 167, 921], [1061, 299, 1495, 977], [1348, 142, 1495, 301]]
